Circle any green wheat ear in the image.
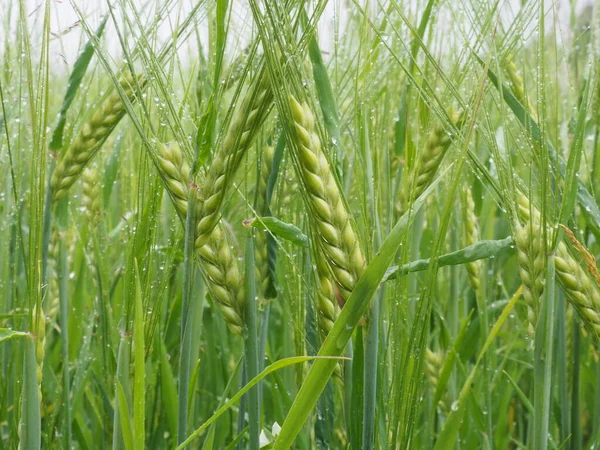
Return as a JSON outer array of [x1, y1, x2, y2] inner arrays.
[[51, 74, 143, 202], [288, 94, 366, 303]]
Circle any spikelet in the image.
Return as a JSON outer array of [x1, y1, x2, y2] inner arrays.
[[255, 145, 275, 303], [504, 57, 537, 122], [400, 111, 459, 214], [197, 223, 245, 335], [156, 142, 191, 217], [288, 95, 366, 302], [82, 167, 101, 222], [461, 187, 482, 291], [155, 142, 245, 334], [51, 74, 143, 202], [194, 73, 272, 248]]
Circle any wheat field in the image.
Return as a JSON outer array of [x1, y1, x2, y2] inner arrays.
[[1, 0, 600, 449]]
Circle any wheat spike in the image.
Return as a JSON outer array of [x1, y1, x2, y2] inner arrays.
[[255, 145, 275, 303], [51, 74, 142, 202], [400, 111, 458, 214], [514, 221, 546, 338], [157, 142, 191, 217], [155, 142, 245, 334], [81, 167, 101, 222], [194, 73, 271, 249], [504, 57, 537, 121], [461, 187, 482, 291], [289, 95, 366, 302]]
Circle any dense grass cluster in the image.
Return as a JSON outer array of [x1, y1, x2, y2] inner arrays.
[[3, 1, 600, 449]]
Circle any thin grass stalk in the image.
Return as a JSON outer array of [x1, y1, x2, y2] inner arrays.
[[362, 111, 380, 450], [113, 332, 131, 450], [556, 293, 570, 446], [571, 323, 582, 450], [533, 255, 556, 450], [19, 337, 41, 450], [244, 232, 260, 450], [56, 201, 72, 449], [177, 189, 196, 447]]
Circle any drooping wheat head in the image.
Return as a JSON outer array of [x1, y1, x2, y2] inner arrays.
[[196, 223, 245, 335], [517, 193, 600, 341], [154, 141, 245, 335], [504, 57, 538, 121], [514, 220, 546, 338]]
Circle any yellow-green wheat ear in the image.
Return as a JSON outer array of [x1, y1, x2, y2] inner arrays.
[[51, 74, 143, 202], [400, 110, 459, 214], [504, 56, 537, 121], [461, 186, 481, 291], [288, 94, 366, 302], [255, 145, 275, 303], [197, 223, 245, 335], [517, 193, 600, 341], [156, 142, 191, 218], [153, 141, 245, 335], [514, 220, 545, 338], [81, 167, 101, 222], [194, 73, 272, 249]]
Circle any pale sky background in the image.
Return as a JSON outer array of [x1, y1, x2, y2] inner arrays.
[[0, 0, 596, 77]]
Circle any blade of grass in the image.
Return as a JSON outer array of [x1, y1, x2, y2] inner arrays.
[[432, 285, 523, 450], [384, 236, 514, 281], [177, 356, 334, 449], [178, 186, 196, 446]]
